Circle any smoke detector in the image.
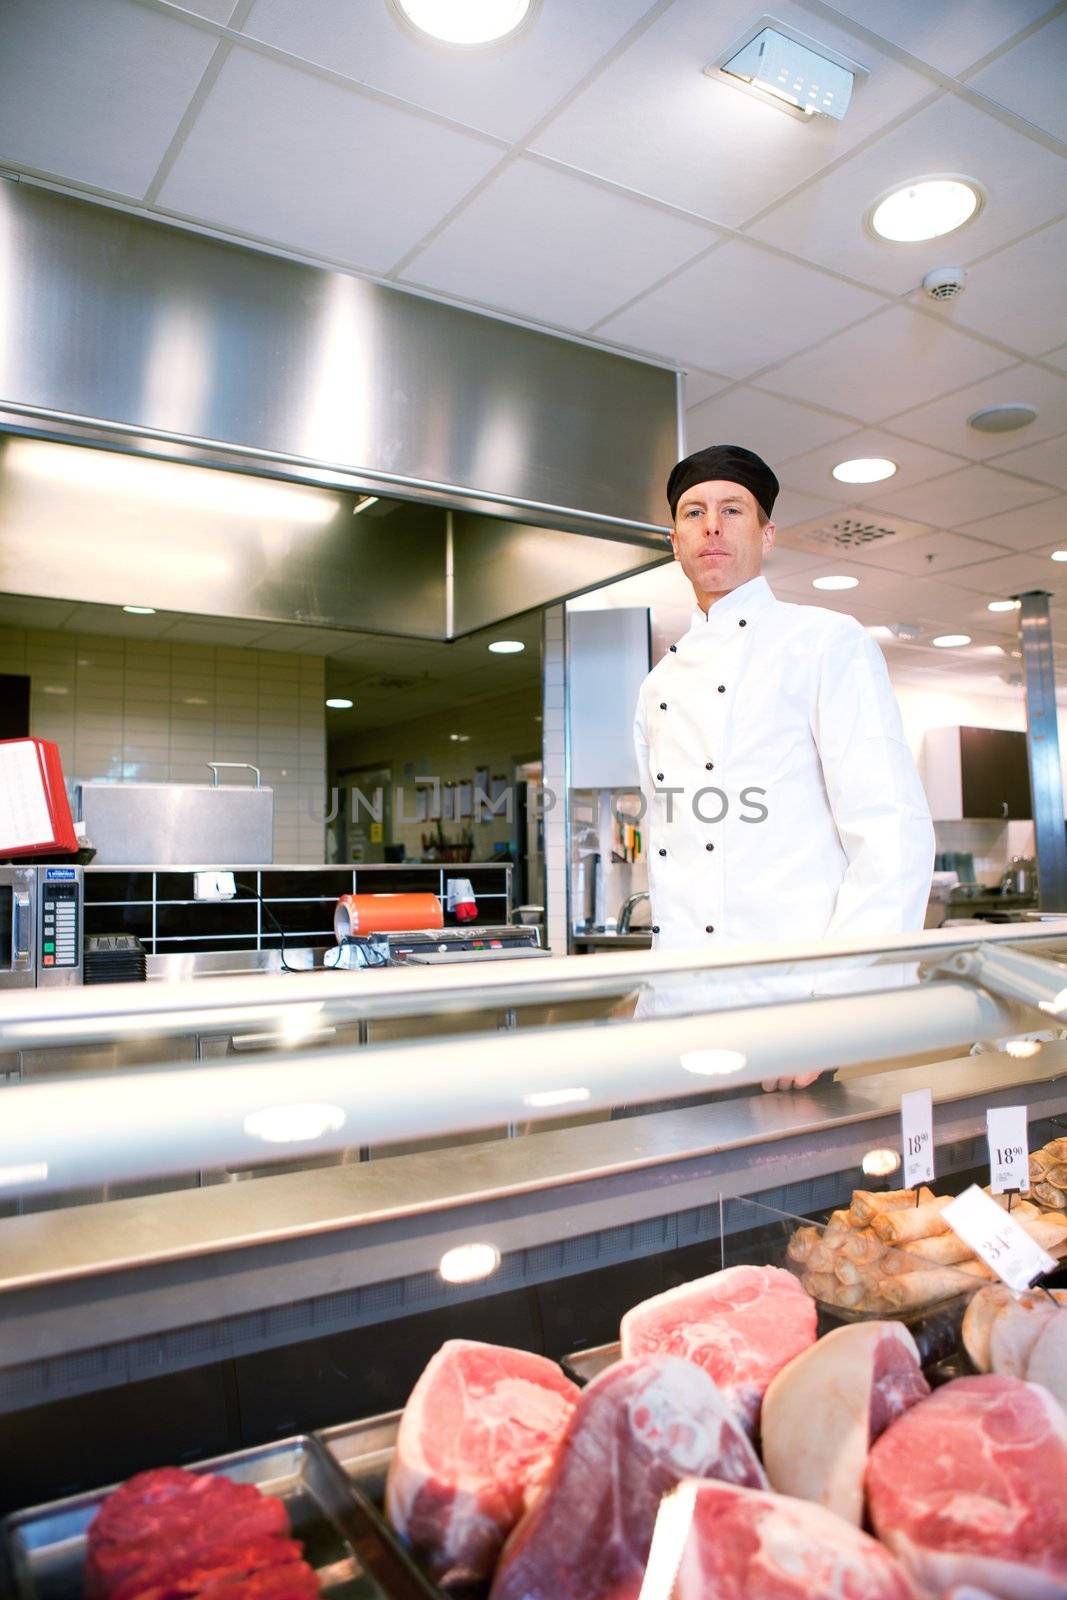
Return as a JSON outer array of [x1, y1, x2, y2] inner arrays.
[[887, 622, 923, 641], [968, 404, 1038, 434], [922, 266, 967, 301]]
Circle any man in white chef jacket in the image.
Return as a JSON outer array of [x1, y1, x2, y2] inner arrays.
[[632, 443, 934, 1087]]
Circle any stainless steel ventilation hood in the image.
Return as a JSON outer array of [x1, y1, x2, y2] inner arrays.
[[0, 183, 676, 639]]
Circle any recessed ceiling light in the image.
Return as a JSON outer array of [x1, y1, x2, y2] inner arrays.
[[987, 600, 1020, 612], [488, 640, 525, 654], [866, 625, 894, 639], [868, 178, 982, 243], [325, 697, 353, 709], [832, 457, 897, 484], [449, 732, 471, 742], [932, 634, 971, 648], [812, 575, 859, 590], [123, 604, 156, 615], [391, 0, 533, 46], [968, 404, 1038, 435], [1051, 551, 1067, 563]]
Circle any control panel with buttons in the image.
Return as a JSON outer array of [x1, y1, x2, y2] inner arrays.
[[37, 869, 82, 985]]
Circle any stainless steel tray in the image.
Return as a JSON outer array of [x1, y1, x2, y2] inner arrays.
[[1, 1435, 435, 1600], [560, 1341, 619, 1386], [318, 1411, 401, 1506]]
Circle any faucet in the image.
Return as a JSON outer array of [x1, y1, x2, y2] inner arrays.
[[618, 891, 651, 933]]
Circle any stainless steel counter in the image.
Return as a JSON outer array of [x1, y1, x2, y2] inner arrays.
[[571, 933, 653, 951]]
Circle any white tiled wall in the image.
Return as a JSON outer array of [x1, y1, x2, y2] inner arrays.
[[0, 628, 327, 863], [542, 605, 568, 953]]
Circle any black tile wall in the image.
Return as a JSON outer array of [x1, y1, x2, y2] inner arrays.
[[84, 872, 153, 903]]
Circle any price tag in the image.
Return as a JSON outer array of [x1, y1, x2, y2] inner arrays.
[[986, 1105, 1031, 1195], [943, 1184, 1055, 1294], [901, 1087, 935, 1189]]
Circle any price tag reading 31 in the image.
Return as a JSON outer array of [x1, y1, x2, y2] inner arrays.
[[901, 1087, 935, 1189], [943, 1184, 1055, 1294], [986, 1105, 1031, 1195]]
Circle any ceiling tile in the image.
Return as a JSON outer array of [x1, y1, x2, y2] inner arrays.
[[400, 159, 716, 329], [937, 217, 1067, 357], [770, 489, 842, 529], [758, 305, 1012, 422], [686, 386, 858, 464], [530, 0, 932, 229], [596, 239, 883, 378], [0, 594, 76, 628], [866, 462, 1056, 524], [1044, 345, 1067, 373], [684, 369, 732, 408], [822, 0, 1057, 76], [779, 429, 962, 500], [937, 548, 1065, 596], [967, 11, 1067, 144], [884, 362, 1067, 460], [748, 95, 1067, 295], [241, 0, 653, 143], [182, 1, 241, 19], [986, 431, 1067, 491], [157, 47, 503, 272], [0, 0, 219, 198], [845, 529, 1010, 577], [957, 495, 1067, 549]]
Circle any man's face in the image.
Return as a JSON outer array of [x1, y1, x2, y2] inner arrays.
[[671, 480, 775, 605]]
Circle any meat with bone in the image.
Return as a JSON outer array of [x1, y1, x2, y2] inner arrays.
[[85, 1469, 313, 1600], [620, 1265, 817, 1436], [866, 1375, 1067, 1599], [640, 1479, 916, 1600], [760, 1320, 929, 1526], [489, 1355, 765, 1600], [385, 1339, 579, 1587]]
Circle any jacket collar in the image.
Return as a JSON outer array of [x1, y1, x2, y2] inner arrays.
[[686, 574, 775, 641]]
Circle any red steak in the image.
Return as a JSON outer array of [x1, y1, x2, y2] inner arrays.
[[108, 1538, 305, 1600], [867, 1375, 1067, 1598], [386, 1339, 580, 1587], [644, 1479, 916, 1599], [489, 1355, 766, 1600], [620, 1265, 817, 1436]]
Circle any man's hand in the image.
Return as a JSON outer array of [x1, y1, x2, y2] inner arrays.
[[761, 1072, 822, 1092]]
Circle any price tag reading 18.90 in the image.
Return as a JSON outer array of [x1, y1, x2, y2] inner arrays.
[[943, 1184, 1055, 1294], [986, 1105, 1031, 1195], [901, 1087, 935, 1189]]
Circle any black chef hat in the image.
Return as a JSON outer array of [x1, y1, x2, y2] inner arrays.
[[667, 444, 779, 520]]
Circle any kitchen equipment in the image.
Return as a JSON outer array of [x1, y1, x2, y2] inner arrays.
[[334, 892, 444, 940], [77, 764, 272, 866], [1000, 856, 1037, 898], [83, 933, 146, 986], [333, 924, 542, 966], [0, 864, 82, 989]]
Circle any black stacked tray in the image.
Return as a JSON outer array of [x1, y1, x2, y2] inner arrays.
[[82, 935, 147, 986]]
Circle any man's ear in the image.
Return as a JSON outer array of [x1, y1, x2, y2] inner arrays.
[[762, 520, 776, 555], [669, 527, 680, 561]]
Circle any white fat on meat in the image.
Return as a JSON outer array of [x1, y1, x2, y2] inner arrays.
[[867, 1375, 1067, 1599], [489, 1355, 766, 1600], [1025, 1313, 1067, 1412], [639, 1479, 916, 1600], [760, 1320, 929, 1526], [620, 1265, 817, 1436], [385, 1339, 579, 1587]]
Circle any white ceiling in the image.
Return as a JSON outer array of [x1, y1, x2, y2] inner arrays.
[[1, 0, 1066, 703]]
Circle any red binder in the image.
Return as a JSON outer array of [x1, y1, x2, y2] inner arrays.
[[0, 737, 78, 856]]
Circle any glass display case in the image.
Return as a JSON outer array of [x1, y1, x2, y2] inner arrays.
[[1, 921, 1066, 1527]]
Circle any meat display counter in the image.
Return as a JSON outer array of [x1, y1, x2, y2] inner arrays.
[[1, 922, 1066, 1517]]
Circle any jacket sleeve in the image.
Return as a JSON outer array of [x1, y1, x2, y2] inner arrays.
[[813, 621, 934, 939]]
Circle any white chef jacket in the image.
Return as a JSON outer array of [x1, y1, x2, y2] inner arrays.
[[633, 575, 934, 955]]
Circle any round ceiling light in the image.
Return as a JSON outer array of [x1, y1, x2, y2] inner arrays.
[[1051, 551, 1067, 563], [968, 403, 1038, 434], [812, 575, 859, 590], [391, 0, 533, 45], [869, 177, 982, 243], [325, 697, 353, 709], [933, 634, 971, 648], [488, 639, 525, 654], [987, 600, 1020, 612], [123, 604, 156, 615], [832, 457, 897, 484]]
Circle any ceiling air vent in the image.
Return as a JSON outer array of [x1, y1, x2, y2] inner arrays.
[[780, 509, 933, 558]]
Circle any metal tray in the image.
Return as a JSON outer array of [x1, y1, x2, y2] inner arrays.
[[559, 1342, 619, 1387], [2, 1435, 435, 1600]]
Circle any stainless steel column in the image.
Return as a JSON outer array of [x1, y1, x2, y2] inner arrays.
[[1017, 589, 1067, 911]]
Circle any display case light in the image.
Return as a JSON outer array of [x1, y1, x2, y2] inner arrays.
[[861, 1147, 901, 1178], [523, 1087, 591, 1107], [439, 1243, 501, 1283]]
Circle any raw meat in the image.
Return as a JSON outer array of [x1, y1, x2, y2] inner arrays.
[[385, 1339, 579, 1587], [962, 1286, 1016, 1374], [620, 1265, 817, 1435], [761, 1320, 929, 1525], [1026, 1312, 1067, 1410], [641, 1479, 916, 1599], [989, 1297, 1065, 1380], [867, 1375, 1067, 1598], [85, 1468, 315, 1600], [489, 1354, 765, 1600]]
